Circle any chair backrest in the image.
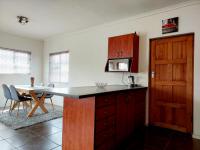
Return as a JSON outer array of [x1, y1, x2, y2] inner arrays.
[[9, 85, 19, 101], [2, 84, 12, 100], [48, 83, 55, 88]]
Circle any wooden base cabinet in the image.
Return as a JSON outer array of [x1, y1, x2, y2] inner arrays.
[[62, 89, 147, 150], [116, 90, 146, 145]]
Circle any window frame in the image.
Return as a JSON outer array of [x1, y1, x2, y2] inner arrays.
[[0, 47, 31, 74], [49, 51, 69, 84]]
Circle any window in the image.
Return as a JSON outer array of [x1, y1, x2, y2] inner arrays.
[[49, 51, 69, 83], [0, 47, 31, 74]]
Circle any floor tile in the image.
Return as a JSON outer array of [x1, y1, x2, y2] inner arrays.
[[46, 118, 63, 129], [30, 125, 61, 136], [51, 146, 62, 150], [0, 128, 21, 139], [5, 131, 39, 148], [0, 140, 16, 150], [47, 132, 62, 145], [18, 136, 58, 150], [1, 116, 200, 150]]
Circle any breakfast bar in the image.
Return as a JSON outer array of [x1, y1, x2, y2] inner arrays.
[[46, 85, 147, 150]]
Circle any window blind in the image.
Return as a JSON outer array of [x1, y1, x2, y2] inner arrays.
[[49, 51, 69, 83], [0, 47, 31, 74]]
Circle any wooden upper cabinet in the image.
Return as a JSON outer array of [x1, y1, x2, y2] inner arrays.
[[107, 33, 139, 73], [108, 33, 139, 59]]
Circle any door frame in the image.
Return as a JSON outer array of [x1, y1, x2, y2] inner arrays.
[[148, 33, 195, 132]]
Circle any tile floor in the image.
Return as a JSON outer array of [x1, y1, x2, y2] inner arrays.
[[0, 117, 200, 150]]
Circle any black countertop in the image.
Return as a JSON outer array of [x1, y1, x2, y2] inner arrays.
[[45, 85, 147, 99]]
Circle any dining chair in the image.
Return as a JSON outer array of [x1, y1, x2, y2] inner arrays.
[[46, 83, 55, 110], [36, 83, 55, 110], [1, 84, 13, 113], [9, 85, 32, 116]]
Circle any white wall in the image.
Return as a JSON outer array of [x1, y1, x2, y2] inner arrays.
[[0, 31, 43, 107], [43, 1, 200, 138]]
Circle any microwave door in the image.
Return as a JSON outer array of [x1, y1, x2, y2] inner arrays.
[[118, 62, 128, 71], [108, 59, 129, 72]]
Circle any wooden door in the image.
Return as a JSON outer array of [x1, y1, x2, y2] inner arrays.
[[149, 34, 194, 133]]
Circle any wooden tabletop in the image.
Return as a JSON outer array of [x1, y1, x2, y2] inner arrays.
[[15, 85, 51, 93]]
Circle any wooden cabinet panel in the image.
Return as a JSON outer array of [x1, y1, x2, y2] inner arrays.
[[107, 33, 139, 72], [149, 34, 194, 133], [96, 94, 115, 108], [95, 105, 116, 121], [120, 34, 133, 58], [95, 128, 115, 147], [108, 33, 138, 59], [116, 93, 129, 143], [95, 116, 115, 133], [116, 90, 146, 145]]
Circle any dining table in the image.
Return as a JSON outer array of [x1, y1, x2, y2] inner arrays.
[[15, 85, 52, 117]]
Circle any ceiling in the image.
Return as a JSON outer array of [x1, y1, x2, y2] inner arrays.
[[0, 0, 192, 40]]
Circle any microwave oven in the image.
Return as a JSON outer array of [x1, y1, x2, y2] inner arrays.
[[108, 58, 131, 72]]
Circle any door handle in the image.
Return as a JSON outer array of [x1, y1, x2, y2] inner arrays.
[[151, 71, 155, 78]]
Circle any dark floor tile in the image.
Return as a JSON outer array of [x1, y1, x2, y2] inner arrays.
[[5, 131, 39, 148], [0, 140, 16, 150], [166, 136, 200, 150], [18, 136, 58, 150], [28, 123, 61, 136], [46, 132, 62, 145], [15, 127, 35, 135]]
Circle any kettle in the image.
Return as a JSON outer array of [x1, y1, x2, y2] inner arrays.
[[128, 75, 136, 87]]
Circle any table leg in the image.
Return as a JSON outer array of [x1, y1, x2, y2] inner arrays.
[[27, 92, 48, 117]]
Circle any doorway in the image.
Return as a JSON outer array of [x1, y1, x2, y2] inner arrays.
[[149, 33, 194, 133]]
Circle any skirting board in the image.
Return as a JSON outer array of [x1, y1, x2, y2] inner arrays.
[[192, 134, 200, 140]]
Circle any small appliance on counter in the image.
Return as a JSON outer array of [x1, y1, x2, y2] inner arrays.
[[128, 75, 137, 87]]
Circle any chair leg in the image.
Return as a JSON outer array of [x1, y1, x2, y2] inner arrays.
[[22, 102, 25, 112], [17, 102, 20, 117], [9, 100, 13, 115], [30, 100, 32, 108], [2, 99, 9, 114], [50, 98, 54, 111]]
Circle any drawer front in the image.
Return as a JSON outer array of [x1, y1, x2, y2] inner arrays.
[[96, 105, 116, 121], [95, 128, 115, 147], [95, 116, 115, 133], [96, 95, 115, 108]]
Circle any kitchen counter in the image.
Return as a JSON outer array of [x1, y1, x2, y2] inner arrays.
[[61, 85, 147, 150], [45, 85, 147, 98]]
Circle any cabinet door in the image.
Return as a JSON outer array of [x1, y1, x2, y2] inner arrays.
[[108, 37, 120, 58], [116, 93, 128, 143], [120, 34, 133, 58], [133, 90, 146, 129], [108, 37, 115, 58], [127, 93, 136, 135]]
